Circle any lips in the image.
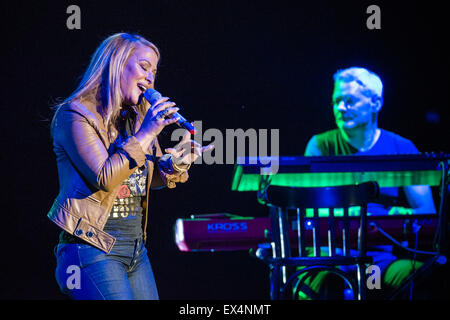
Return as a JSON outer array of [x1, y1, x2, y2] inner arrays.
[[337, 112, 354, 121], [137, 84, 147, 93]]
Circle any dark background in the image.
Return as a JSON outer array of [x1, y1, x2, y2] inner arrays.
[[1, 0, 448, 299]]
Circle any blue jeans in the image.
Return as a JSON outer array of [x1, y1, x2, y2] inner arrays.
[[54, 238, 159, 300]]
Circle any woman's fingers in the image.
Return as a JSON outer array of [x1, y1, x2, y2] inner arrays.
[[162, 115, 180, 126], [165, 147, 184, 158], [156, 107, 179, 119], [191, 143, 214, 157], [179, 129, 192, 144], [167, 140, 215, 166], [201, 143, 215, 153], [150, 96, 170, 107], [152, 101, 177, 116], [175, 140, 214, 154]]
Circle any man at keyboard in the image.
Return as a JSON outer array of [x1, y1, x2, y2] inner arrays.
[[301, 67, 436, 299]]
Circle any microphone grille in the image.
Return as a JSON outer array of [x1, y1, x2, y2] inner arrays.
[[143, 88, 162, 105]]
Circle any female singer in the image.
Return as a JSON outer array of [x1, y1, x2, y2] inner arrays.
[[48, 33, 211, 299]]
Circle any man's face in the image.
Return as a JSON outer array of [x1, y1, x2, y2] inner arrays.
[[332, 80, 378, 130]]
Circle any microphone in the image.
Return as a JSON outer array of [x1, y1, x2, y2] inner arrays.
[[144, 88, 197, 135]]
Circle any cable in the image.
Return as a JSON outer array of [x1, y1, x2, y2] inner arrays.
[[433, 160, 449, 249], [370, 222, 438, 255], [372, 159, 449, 257], [257, 174, 272, 206], [409, 224, 420, 300]]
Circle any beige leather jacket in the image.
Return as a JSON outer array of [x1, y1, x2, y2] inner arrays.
[[47, 96, 188, 253]]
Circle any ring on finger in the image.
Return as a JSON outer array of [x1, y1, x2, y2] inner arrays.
[[157, 109, 169, 119]]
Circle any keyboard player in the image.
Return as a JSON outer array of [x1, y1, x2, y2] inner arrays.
[[300, 67, 436, 299]]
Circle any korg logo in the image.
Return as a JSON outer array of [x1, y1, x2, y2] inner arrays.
[[207, 222, 248, 233]]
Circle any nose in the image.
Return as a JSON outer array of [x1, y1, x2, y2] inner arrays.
[[145, 72, 154, 85], [336, 101, 347, 112]]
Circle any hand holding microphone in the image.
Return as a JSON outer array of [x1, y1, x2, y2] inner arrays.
[[145, 88, 214, 168], [135, 88, 212, 165], [134, 92, 180, 151], [135, 89, 197, 151], [144, 89, 197, 135]]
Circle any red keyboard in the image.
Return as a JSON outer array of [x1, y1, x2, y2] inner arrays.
[[174, 213, 437, 252]]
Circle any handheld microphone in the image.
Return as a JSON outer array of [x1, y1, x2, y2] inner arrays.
[[144, 88, 197, 135]]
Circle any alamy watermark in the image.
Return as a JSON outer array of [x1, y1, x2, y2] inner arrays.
[[63, 263, 380, 293], [66, 5, 81, 30], [366, 5, 381, 30], [366, 264, 381, 290], [65, 5, 381, 31], [66, 265, 81, 290], [171, 121, 280, 174]]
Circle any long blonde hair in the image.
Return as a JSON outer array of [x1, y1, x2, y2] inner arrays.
[[51, 33, 160, 140]]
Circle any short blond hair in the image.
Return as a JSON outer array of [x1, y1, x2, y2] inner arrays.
[[333, 67, 383, 100]]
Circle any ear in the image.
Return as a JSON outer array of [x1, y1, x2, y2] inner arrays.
[[371, 96, 383, 113]]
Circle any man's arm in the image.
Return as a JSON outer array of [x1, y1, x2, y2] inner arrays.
[[397, 138, 436, 214], [403, 185, 436, 214], [304, 136, 322, 156], [305, 134, 436, 214]]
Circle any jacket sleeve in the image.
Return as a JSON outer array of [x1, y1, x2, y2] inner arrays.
[[150, 138, 189, 189], [54, 107, 147, 192]]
